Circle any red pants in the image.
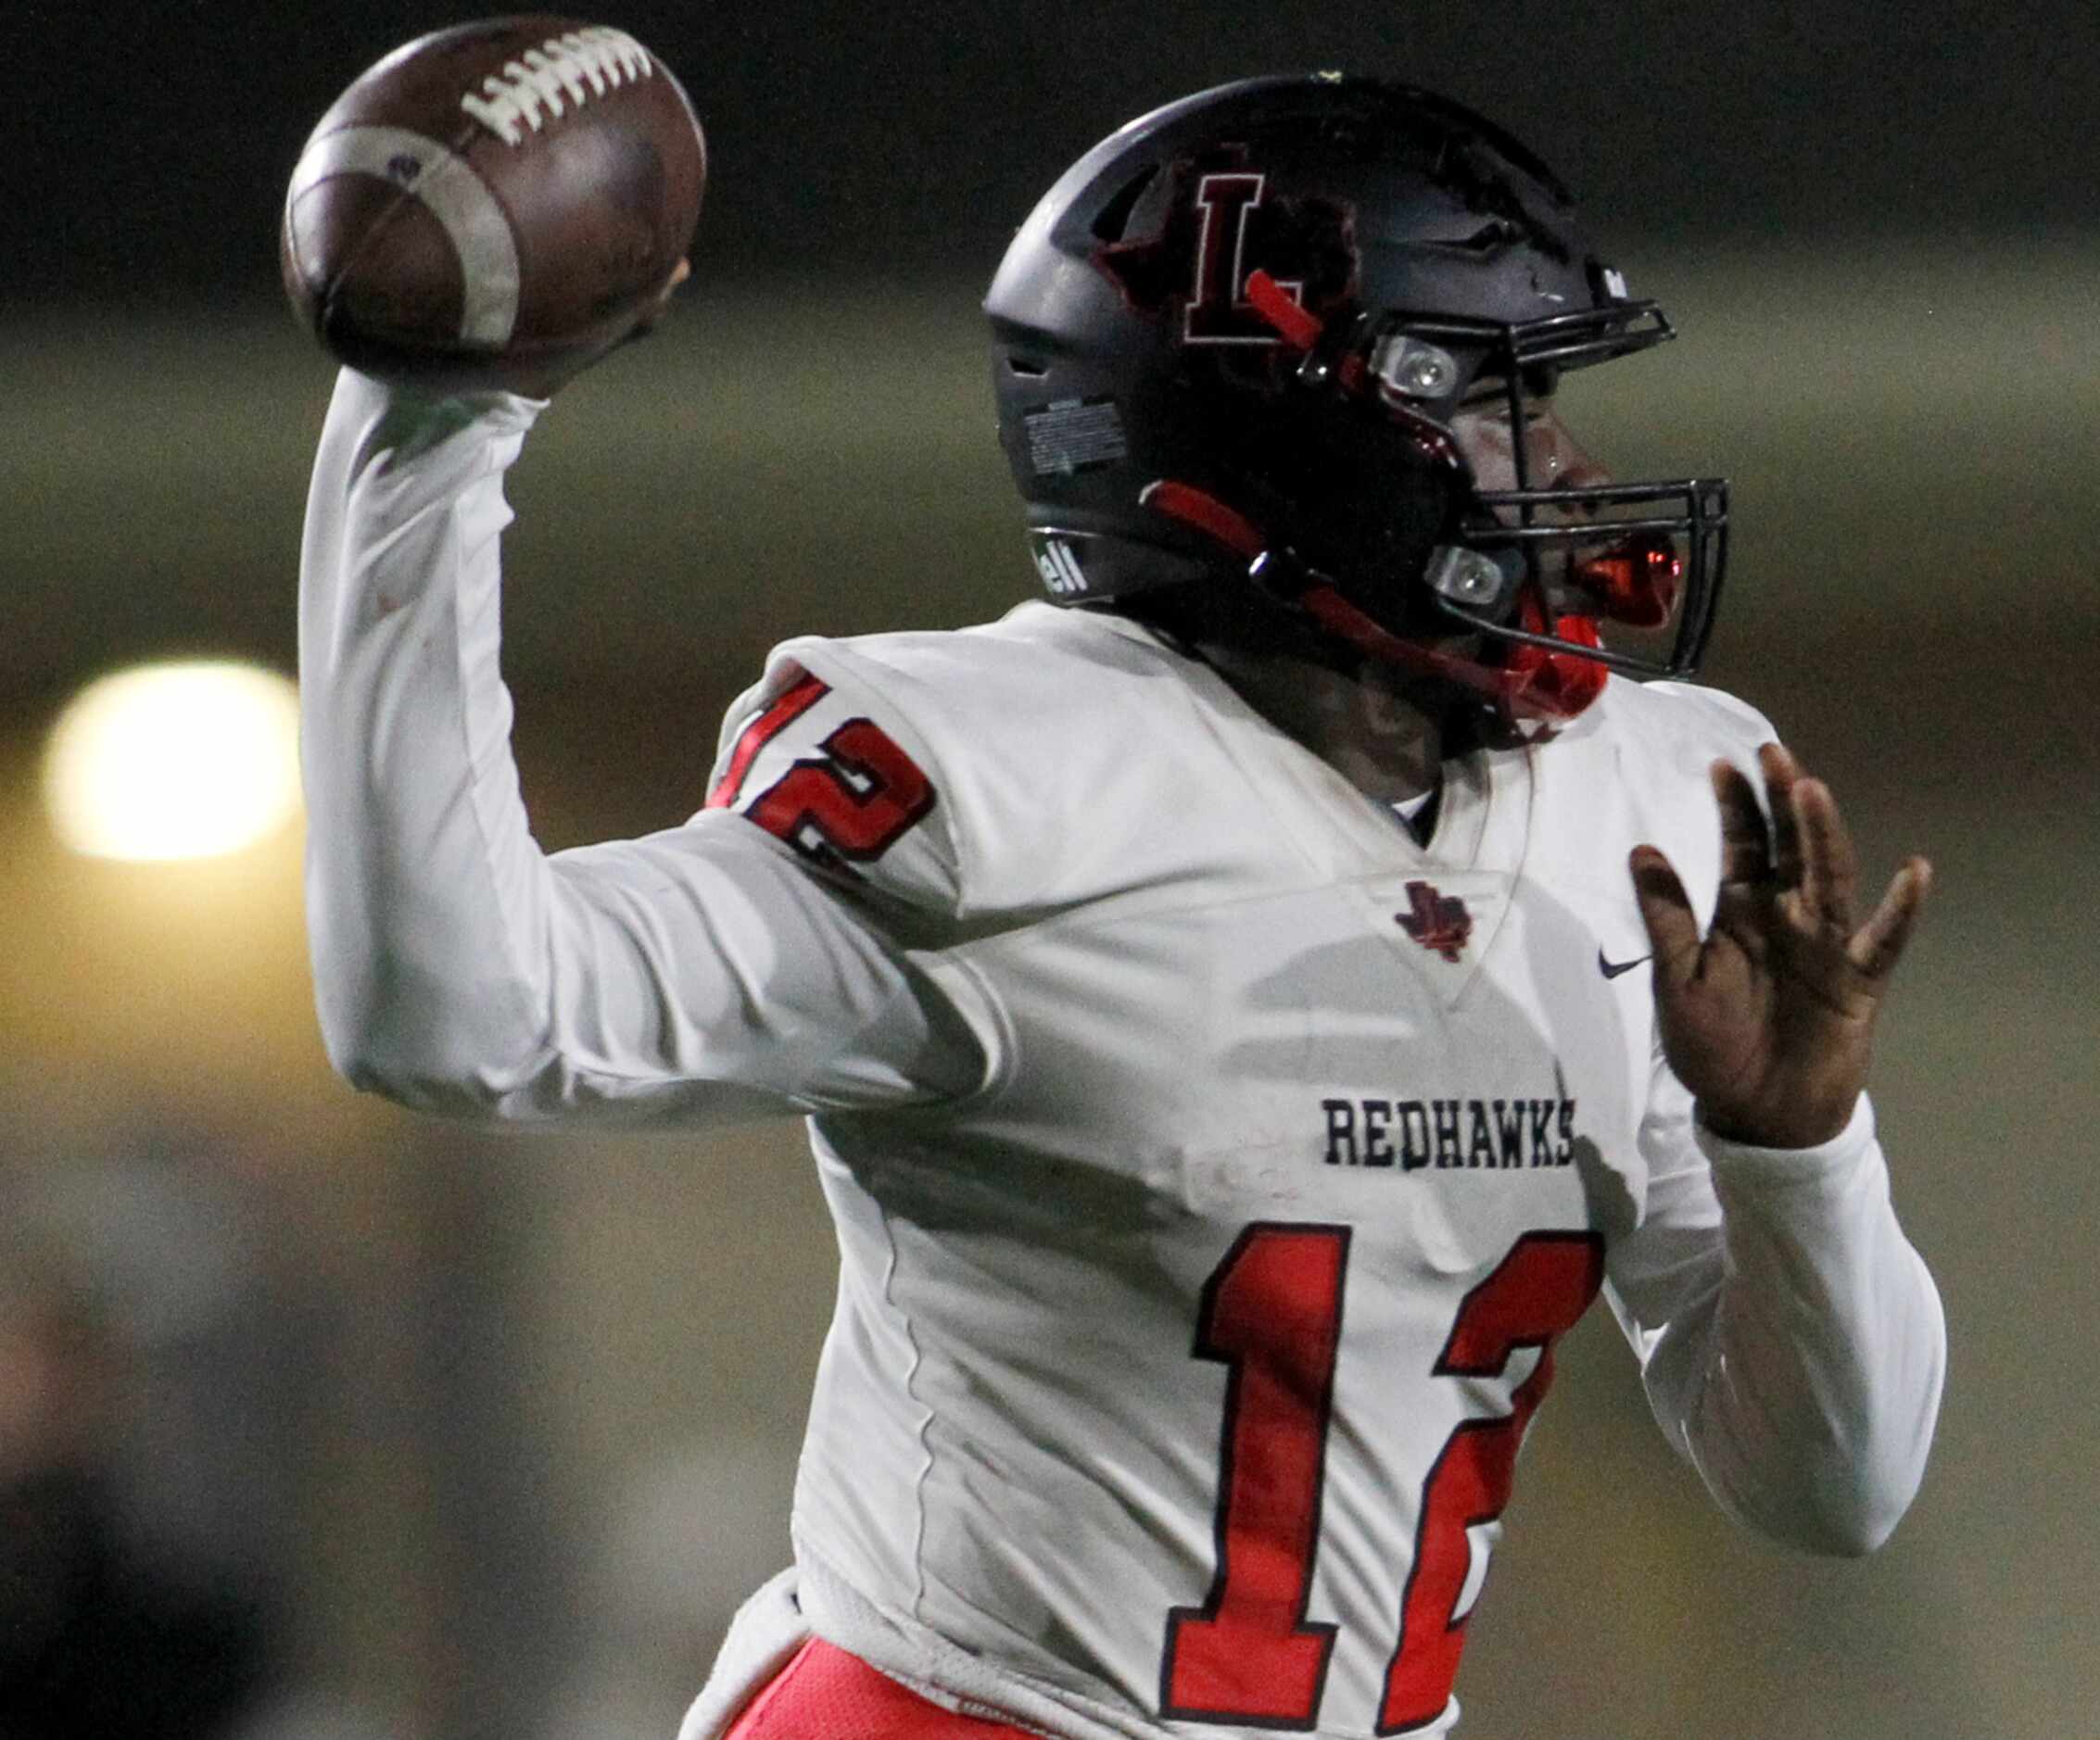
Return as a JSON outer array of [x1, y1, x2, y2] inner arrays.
[[726, 1637, 1042, 1739]]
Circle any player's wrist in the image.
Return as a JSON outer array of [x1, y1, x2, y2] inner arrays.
[[1696, 1091, 1871, 1159], [1697, 1105, 1847, 1149]]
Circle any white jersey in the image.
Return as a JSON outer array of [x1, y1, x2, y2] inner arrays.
[[298, 372, 1945, 1740]]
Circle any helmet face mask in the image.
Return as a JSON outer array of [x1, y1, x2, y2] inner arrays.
[[986, 74, 1729, 721], [1411, 308, 1727, 680]]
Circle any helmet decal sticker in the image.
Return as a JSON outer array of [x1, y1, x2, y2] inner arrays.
[[1186, 172, 1299, 344], [1093, 151, 1358, 347], [1023, 396, 1130, 476]]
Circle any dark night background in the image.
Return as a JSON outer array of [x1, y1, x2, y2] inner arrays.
[[3, 5, 2095, 1738], [8, 0, 2100, 309]]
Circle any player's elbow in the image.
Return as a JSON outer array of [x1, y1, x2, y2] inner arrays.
[[1777, 1477, 1911, 1558], [316, 959, 550, 1122], [1725, 1421, 1933, 1558], [1794, 1314, 1946, 1558], [329, 1044, 530, 1124]]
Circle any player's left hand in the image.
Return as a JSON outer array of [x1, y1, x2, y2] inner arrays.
[[1629, 744, 1932, 1149]]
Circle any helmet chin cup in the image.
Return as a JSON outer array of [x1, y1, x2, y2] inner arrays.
[[1498, 588, 1608, 719]]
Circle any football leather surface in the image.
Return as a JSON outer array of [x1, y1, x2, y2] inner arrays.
[[283, 16, 705, 390]]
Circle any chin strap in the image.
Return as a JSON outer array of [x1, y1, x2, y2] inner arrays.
[[1137, 478, 1606, 724]]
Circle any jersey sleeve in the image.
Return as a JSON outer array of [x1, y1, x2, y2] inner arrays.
[[1597, 684, 1947, 1553], [1590, 678, 1944, 1555], [696, 646, 965, 920], [298, 368, 991, 1127]]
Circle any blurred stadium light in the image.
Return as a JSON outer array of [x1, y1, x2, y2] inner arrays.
[[43, 661, 302, 862]]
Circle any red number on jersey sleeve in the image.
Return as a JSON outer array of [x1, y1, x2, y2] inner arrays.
[[1161, 1224, 1349, 1727], [707, 673, 937, 864], [707, 670, 828, 810], [1164, 1227, 1602, 1734]]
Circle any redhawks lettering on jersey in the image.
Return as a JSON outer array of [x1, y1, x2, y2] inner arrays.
[[1322, 1097, 1577, 1169]]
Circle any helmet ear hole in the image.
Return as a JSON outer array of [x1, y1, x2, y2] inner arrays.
[[1221, 391, 1463, 627]]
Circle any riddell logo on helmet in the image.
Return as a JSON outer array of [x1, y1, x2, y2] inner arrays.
[[1034, 539, 1090, 596]]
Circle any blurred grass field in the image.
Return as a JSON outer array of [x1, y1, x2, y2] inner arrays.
[[1, 241, 2094, 1737]]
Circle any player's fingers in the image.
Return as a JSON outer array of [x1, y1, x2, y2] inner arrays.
[[1794, 775, 1861, 928], [1758, 742, 1806, 889], [1630, 845, 1703, 986], [1848, 855, 1932, 978], [1709, 881, 1774, 965], [1712, 760, 1771, 888]]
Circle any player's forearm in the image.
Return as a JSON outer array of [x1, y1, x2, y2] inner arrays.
[[297, 368, 563, 1113], [1655, 1099, 1945, 1555]]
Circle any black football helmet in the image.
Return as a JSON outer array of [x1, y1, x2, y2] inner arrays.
[[984, 73, 1727, 720]]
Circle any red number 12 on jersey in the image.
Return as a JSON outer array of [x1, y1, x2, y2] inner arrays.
[[1161, 1226, 1603, 1733], [707, 671, 936, 864]]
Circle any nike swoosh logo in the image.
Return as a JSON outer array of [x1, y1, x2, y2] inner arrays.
[[1598, 950, 1651, 980]]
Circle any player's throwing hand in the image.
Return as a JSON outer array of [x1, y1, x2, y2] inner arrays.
[[1630, 743, 1933, 1149]]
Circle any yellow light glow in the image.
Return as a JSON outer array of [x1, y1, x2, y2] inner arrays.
[[44, 661, 303, 862]]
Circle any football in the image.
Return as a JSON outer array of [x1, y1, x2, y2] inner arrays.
[[282, 16, 705, 391]]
